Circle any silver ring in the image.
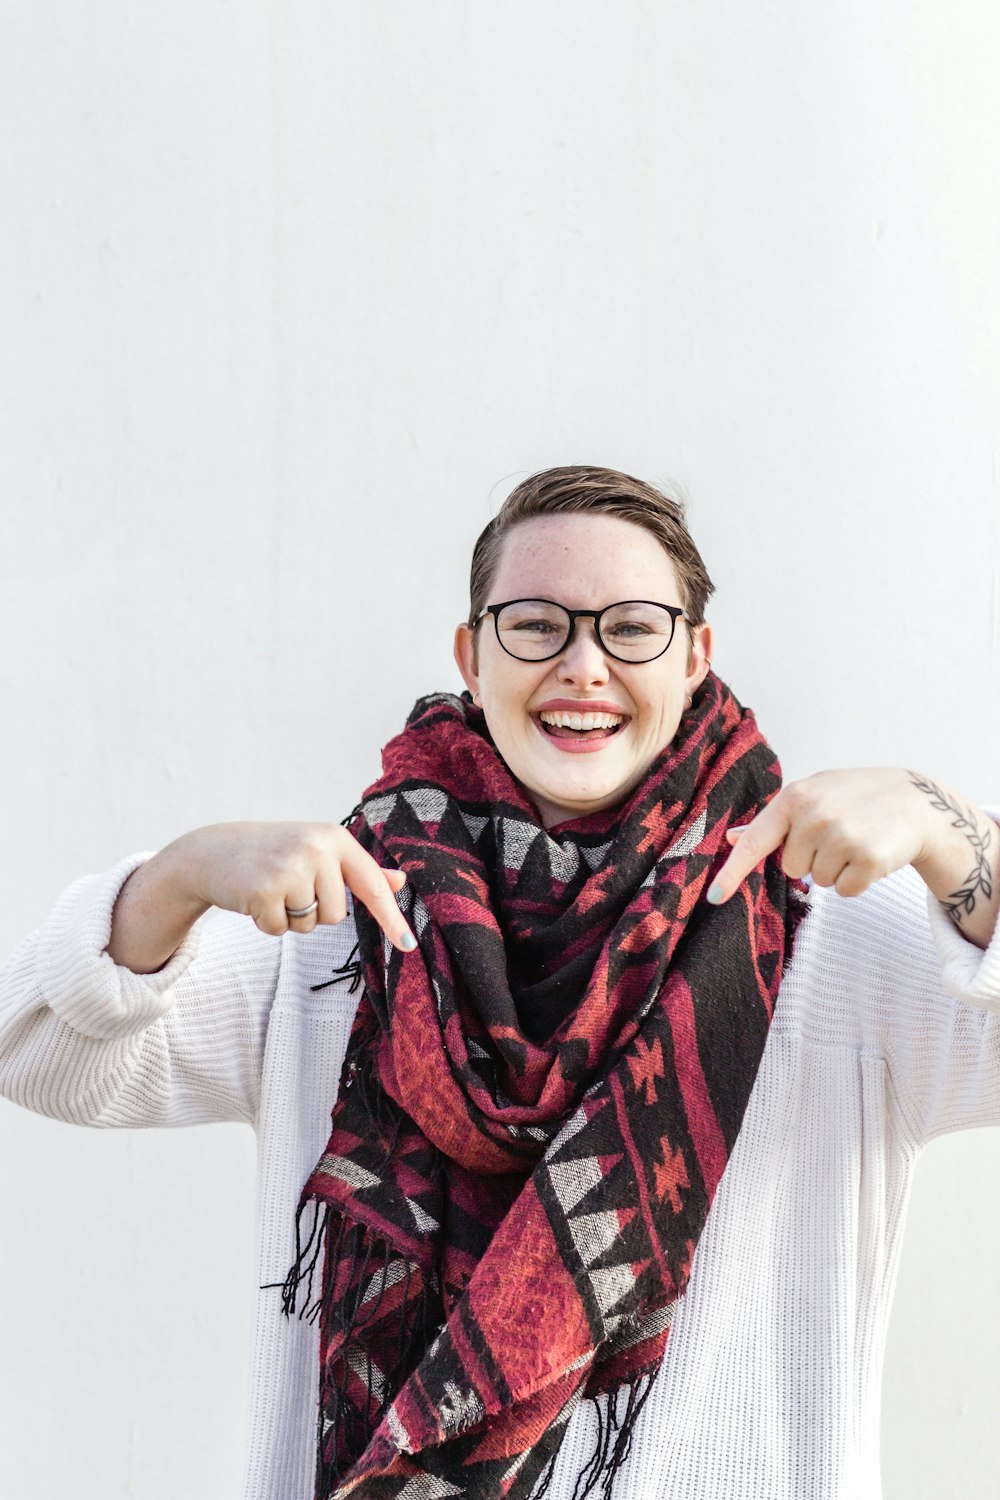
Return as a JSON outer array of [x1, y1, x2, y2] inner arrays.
[[285, 898, 319, 920]]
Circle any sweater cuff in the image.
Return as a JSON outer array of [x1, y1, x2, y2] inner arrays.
[[34, 853, 203, 1040]]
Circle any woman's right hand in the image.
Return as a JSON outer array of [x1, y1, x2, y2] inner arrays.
[[107, 821, 414, 976], [174, 822, 415, 949]]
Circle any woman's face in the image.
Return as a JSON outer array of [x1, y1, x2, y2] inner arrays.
[[454, 513, 713, 828]]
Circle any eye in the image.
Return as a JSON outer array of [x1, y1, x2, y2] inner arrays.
[[606, 621, 652, 639], [514, 618, 560, 634]]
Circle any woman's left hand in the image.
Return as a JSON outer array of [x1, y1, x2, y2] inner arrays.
[[708, 766, 1000, 949], [708, 767, 936, 904]]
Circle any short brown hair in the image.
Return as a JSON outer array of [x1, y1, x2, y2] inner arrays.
[[468, 465, 715, 669]]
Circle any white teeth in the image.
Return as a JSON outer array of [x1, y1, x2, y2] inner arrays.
[[538, 711, 625, 730]]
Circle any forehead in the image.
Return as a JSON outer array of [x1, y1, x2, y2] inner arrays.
[[490, 514, 682, 606]]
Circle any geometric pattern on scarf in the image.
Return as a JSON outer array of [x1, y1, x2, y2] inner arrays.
[[282, 672, 811, 1499]]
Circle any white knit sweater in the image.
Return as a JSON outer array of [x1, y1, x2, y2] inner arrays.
[[3, 837, 1000, 1500]]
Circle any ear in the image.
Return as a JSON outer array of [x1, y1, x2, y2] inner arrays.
[[454, 622, 481, 698], [685, 621, 713, 698]]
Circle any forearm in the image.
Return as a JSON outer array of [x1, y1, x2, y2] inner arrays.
[[106, 835, 211, 974], [0, 856, 276, 1127], [908, 771, 1000, 952]]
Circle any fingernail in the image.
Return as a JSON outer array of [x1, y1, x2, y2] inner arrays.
[[706, 882, 725, 904], [400, 930, 417, 950], [729, 824, 750, 834]]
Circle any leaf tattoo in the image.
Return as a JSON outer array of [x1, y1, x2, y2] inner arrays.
[[907, 771, 994, 930]]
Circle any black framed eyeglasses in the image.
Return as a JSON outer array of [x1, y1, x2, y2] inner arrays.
[[474, 598, 687, 664]]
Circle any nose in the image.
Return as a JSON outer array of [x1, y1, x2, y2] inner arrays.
[[555, 619, 612, 688]]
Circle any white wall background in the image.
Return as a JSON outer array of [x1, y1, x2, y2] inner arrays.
[[1, 2, 998, 1495]]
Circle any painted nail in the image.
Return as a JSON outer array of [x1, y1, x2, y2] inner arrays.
[[400, 930, 417, 950], [706, 882, 725, 904]]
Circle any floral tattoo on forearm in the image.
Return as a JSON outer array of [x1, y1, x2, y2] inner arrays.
[[907, 771, 994, 929]]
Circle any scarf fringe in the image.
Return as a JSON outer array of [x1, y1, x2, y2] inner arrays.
[[550, 1371, 657, 1500], [315, 1225, 438, 1497], [273, 1200, 438, 1496], [310, 939, 363, 996], [275, 1198, 333, 1323], [310, 802, 366, 995], [312, 1334, 656, 1500], [273, 1047, 413, 1321]]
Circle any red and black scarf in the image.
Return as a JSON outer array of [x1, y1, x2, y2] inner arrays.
[[282, 673, 810, 1499]]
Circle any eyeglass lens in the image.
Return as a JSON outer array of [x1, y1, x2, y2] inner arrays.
[[495, 601, 676, 662]]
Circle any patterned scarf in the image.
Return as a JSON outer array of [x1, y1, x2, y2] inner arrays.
[[282, 673, 810, 1499]]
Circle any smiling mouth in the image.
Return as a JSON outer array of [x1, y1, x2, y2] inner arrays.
[[535, 711, 627, 742]]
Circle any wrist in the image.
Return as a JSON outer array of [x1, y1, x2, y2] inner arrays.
[[903, 771, 1000, 949], [905, 769, 978, 877], [107, 850, 208, 974], [157, 828, 215, 919]]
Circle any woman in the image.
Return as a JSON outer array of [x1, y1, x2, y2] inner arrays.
[[2, 465, 1000, 1500]]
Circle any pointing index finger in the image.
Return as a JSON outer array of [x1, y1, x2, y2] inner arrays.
[[340, 842, 416, 951], [707, 804, 790, 904]]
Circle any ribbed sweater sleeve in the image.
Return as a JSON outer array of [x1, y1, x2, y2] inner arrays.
[[0, 853, 282, 1129]]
